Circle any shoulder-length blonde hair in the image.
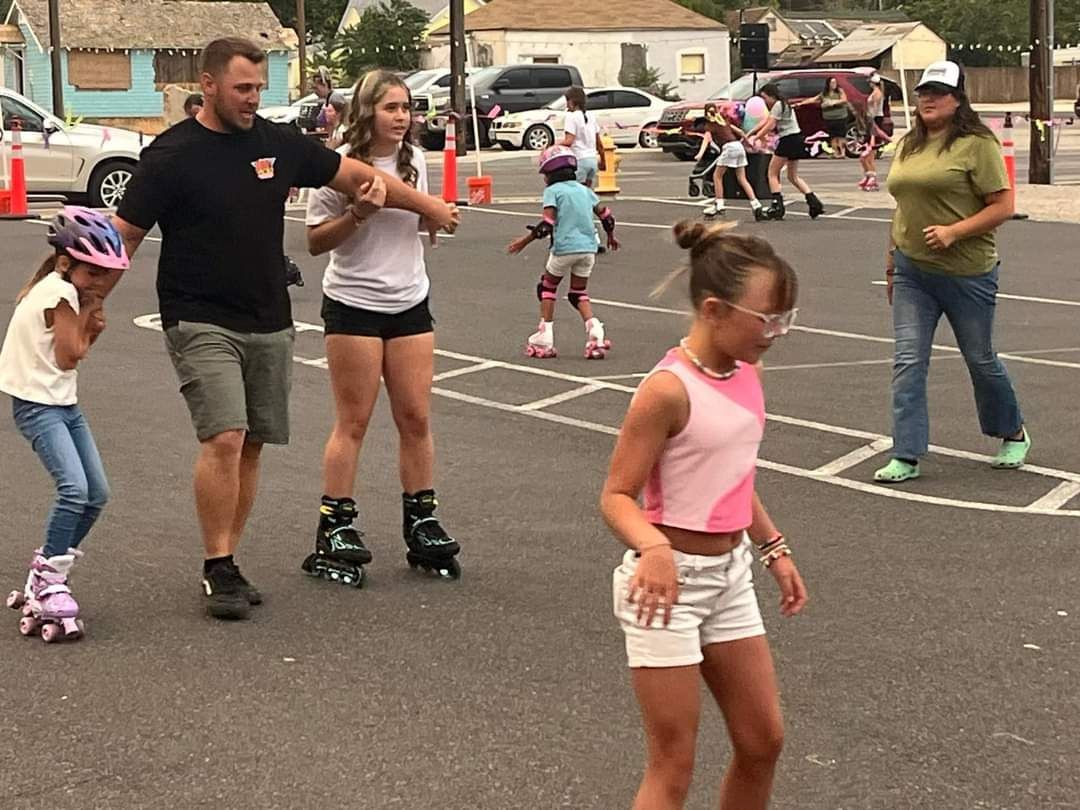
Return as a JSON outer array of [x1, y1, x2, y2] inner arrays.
[[342, 69, 418, 187]]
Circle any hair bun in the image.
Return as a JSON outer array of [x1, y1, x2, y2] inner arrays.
[[672, 220, 736, 250]]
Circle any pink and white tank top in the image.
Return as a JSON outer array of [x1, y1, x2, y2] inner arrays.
[[641, 348, 765, 533]]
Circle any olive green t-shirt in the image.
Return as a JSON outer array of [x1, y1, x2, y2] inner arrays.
[[887, 132, 1009, 276]]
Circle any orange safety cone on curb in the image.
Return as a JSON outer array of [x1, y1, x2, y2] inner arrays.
[[1001, 112, 1028, 221], [1, 119, 38, 220], [442, 118, 460, 204]]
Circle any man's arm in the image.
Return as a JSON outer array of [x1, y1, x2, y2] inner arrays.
[[328, 156, 454, 228]]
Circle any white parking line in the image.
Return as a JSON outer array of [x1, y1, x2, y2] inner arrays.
[[131, 313, 1080, 518], [591, 297, 1080, 370], [870, 280, 1080, 307], [433, 361, 499, 382]]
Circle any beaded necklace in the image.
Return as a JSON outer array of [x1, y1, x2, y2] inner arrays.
[[679, 338, 737, 380]]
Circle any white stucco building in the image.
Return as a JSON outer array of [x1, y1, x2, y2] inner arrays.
[[425, 0, 729, 102]]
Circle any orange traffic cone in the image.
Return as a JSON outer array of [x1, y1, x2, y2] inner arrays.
[[0, 119, 38, 220], [442, 118, 459, 204], [1002, 112, 1028, 221]]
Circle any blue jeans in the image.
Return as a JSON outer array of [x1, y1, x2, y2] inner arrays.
[[889, 251, 1024, 460], [12, 398, 109, 556]]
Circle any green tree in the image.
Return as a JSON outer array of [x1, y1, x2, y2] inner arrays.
[[264, 0, 350, 45], [334, 0, 428, 76]]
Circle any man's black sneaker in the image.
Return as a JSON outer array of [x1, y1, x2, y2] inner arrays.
[[228, 561, 263, 606], [202, 563, 251, 620]]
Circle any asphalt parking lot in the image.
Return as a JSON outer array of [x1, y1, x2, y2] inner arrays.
[[1, 150, 1078, 808]]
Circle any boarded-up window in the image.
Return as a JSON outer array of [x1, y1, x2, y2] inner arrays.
[[68, 50, 132, 90], [154, 51, 202, 89], [679, 52, 705, 77]]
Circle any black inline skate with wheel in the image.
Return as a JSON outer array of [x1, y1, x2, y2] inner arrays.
[[403, 490, 460, 579], [302, 497, 372, 588]]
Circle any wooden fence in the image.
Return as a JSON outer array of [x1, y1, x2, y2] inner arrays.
[[880, 66, 1080, 104]]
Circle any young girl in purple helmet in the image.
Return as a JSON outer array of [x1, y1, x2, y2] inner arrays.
[[0, 207, 129, 642], [507, 145, 619, 359]]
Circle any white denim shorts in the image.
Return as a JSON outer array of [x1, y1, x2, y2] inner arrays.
[[718, 140, 749, 169], [612, 537, 765, 668], [546, 252, 596, 278]]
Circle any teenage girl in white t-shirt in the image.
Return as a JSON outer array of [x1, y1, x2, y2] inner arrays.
[[0, 207, 129, 642], [304, 69, 462, 585]]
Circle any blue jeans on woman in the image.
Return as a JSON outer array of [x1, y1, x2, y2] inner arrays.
[[890, 250, 1024, 461], [12, 398, 109, 557]]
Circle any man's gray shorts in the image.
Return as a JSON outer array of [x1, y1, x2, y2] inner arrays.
[[164, 321, 294, 444]]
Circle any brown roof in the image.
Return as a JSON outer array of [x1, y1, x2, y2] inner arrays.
[[0, 23, 24, 44], [815, 21, 925, 63], [723, 7, 774, 32], [9, 0, 296, 51], [432, 0, 724, 34]]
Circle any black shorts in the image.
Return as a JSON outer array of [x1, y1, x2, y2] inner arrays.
[[322, 295, 434, 339], [825, 118, 848, 139], [774, 133, 808, 160]]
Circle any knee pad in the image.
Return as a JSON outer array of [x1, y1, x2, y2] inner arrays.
[[536, 275, 559, 302], [568, 290, 589, 311]]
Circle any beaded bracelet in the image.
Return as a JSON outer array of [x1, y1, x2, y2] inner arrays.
[[761, 544, 792, 568], [755, 535, 785, 554]]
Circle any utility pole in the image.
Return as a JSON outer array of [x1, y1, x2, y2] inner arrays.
[[296, 0, 307, 97], [47, 0, 64, 116], [449, 0, 466, 157], [1029, 0, 1054, 184]]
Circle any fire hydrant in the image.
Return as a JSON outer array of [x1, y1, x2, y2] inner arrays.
[[595, 134, 620, 195]]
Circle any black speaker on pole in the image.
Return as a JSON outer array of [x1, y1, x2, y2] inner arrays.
[[740, 23, 769, 72]]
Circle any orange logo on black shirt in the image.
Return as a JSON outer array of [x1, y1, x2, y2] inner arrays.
[[251, 157, 277, 180]]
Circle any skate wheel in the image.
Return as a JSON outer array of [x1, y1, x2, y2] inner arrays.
[[75, 619, 85, 635], [41, 623, 61, 643], [18, 616, 37, 636], [6, 590, 24, 610]]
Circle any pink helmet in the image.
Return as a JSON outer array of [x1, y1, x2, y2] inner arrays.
[[537, 145, 577, 174], [47, 206, 130, 271]]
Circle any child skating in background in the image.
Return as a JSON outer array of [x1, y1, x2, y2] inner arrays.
[[0, 208, 129, 642], [507, 145, 619, 359], [856, 105, 891, 192], [601, 221, 807, 809], [693, 103, 766, 221]]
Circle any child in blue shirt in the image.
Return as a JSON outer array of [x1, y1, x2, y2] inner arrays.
[[508, 146, 619, 359]]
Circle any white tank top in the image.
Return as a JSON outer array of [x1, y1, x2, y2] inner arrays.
[[0, 272, 80, 406]]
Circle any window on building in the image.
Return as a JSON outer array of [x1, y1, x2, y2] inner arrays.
[[530, 56, 560, 65], [679, 51, 706, 79], [153, 50, 202, 89], [68, 49, 132, 90]]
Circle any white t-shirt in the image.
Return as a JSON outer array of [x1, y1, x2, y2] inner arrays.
[[306, 145, 429, 314], [564, 110, 599, 162], [0, 272, 80, 406]]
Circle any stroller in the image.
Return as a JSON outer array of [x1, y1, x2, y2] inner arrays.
[[687, 141, 722, 199]]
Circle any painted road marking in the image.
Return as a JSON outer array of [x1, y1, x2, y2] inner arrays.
[[591, 297, 1080, 371], [133, 313, 1080, 518]]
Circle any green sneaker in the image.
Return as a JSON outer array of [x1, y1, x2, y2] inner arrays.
[[873, 458, 920, 483], [992, 429, 1031, 469]]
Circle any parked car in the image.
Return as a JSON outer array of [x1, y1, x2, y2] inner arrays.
[[490, 87, 669, 151], [420, 64, 584, 150], [657, 68, 899, 160], [259, 87, 357, 130], [1, 88, 145, 208]]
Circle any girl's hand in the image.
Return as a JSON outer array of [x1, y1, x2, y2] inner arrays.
[[507, 235, 530, 255], [627, 545, 679, 627], [923, 224, 957, 251], [425, 203, 460, 246], [768, 556, 807, 617], [352, 176, 387, 220]]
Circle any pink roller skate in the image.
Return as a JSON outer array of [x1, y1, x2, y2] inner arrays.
[[7, 551, 84, 643], [525, 321, 557, 359], [857, 175, 870, 190], [584, 318, 611, 360], [863, 174, 879, 192]]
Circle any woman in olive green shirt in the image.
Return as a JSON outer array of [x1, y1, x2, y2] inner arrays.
[[877, 61, 1029, 483]]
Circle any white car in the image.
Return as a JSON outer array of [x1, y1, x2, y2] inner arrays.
[[1, 88, 145, 208], [490, 87, 669, 152]]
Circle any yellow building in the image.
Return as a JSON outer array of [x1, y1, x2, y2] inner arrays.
[[338, 0, 487, 39]]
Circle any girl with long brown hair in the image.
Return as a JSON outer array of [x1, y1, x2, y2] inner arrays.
[[303, 70, 461, 585]]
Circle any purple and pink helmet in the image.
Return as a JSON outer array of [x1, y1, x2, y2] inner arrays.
[[537, 145, 577, 175], [47, 206, 130, 271]]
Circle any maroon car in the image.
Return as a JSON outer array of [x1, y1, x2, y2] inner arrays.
[[658, 67, 899, 160]]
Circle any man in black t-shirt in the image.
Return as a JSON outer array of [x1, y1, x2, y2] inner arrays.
[[113, 37, 457, 621]]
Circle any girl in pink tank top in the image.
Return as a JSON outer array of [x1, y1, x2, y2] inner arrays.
[[600, 221, 808, 809]]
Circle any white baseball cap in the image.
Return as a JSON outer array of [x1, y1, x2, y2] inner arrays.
[[915, 61, 963, 92], [870, 73, 882, 84]]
